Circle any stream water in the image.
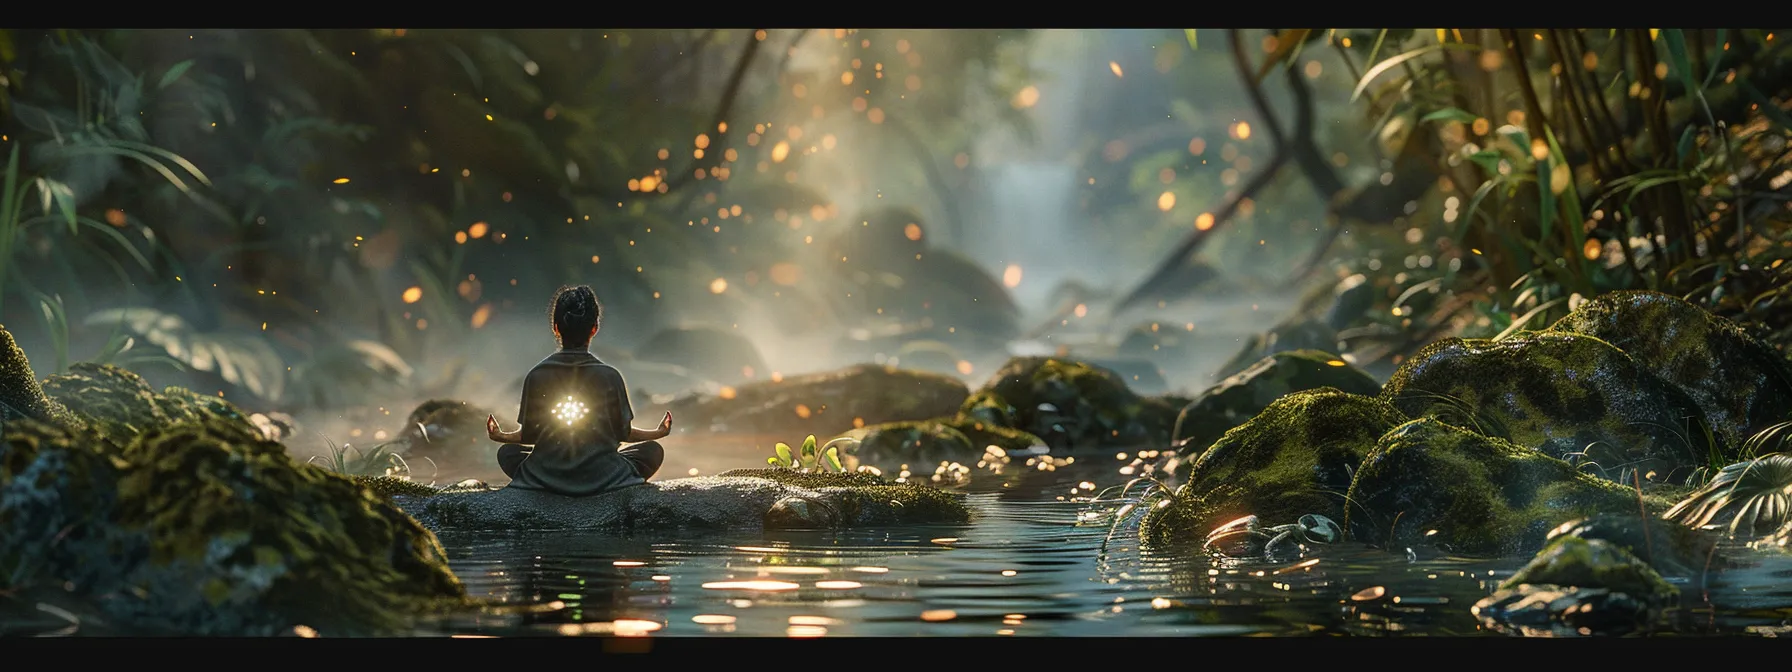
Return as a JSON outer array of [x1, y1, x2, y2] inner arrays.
[[415, 452, 1792, 638]]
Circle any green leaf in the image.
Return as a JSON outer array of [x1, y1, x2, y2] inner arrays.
[[767, 456, 780, 466], [1466, 149, 1504, 175], [774, 442, 792, 466], [1352, 43, 1483, 102], [35, 177, 76, 233], [823, 445, 844, 472], [1420, 107, 1478, 125], [157, 59, 195, 90], [802, 435, 817, 455], [1183, 29, 1197, 51], [1662, 30, 1700, 109]]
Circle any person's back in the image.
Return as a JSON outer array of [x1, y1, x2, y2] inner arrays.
[[486, 285, 671, 497]]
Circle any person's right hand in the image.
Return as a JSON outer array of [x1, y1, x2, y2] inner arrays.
[[486, 415, 503, 442]]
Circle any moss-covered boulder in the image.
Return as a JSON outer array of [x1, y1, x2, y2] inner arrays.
[[1546, 514, 1723, 580], [1213, 317, 1341, 380], [1139, 389, 1409, 549], [0, 418, 466, 636], [841, 416, 1044, 468], [667, 364, 970, 436], [1343, 418, 1643, 557], [393, 468, 969, 532], [1381, 331, 1714, 483], [0, 328, 77, 426], [1471, 537, 1678, 636], [969, 356, 1182, 449], [1172, 350, 1380, 453], [1548, 290, 1792, 451], [39, 362, 266, 445], [394, 398, 500, 469]]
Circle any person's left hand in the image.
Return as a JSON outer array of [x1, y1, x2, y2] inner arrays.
[[486, 415, 504, 442]]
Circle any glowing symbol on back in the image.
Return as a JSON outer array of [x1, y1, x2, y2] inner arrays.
[[552, 397, 588, 425]]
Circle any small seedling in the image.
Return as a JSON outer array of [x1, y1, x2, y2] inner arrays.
[[767, 434, 852, 472]]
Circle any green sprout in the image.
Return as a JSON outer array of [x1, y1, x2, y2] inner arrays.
[[766, 434, 852, 472]]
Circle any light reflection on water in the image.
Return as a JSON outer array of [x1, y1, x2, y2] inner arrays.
[[422, 464, 1792, 638]]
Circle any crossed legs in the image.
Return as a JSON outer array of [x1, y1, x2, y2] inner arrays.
[[497, 441, 664, 480]]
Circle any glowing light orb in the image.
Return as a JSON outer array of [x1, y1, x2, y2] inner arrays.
[[552, 397, 589, 425]]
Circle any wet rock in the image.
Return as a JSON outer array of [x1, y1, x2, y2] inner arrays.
[[968, 356, 1182, 449], [1139, 389, 1408, 549], [1662, 453, 1792, 538], [1548, 290, 1792, 451], [632, 326, 768, 384], [1172, 350, 1381, 453], [1547, 514, 1724, 580], [0, 418, 466, 636], [1344, 418, 1644, 557], [0, 328, 76, 426], [1381, 331, 1714, 484], [393, 468, 969, 532], [1472, 536, 1677, 636], [667, 364, 970, 436], [1213, 317, 1341, 380], [892, 340, 966, 377], [765, 495, 843, 530], [41, 362, 264, 444], [396, 398, 501, 470], [841, 419, 975, 467]]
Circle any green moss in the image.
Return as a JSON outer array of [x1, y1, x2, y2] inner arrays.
[[39, 363, 166, 446], [354, 475, 444, 500], [939, 415, 1045, 453], [1381, 331, 1715, 481], [111, 420, 465, 634], [971, 356, 1179, 447], [1548, 290, 1792, 451], [1344, 418, 1641, 557], [0, 327, 78, 428], [1140, 388, 1409, 549], [1173, 349, 1381, 452], [716, 467, 971, 525], [1500, 536, 1678, 601], [0, 419, 125, 590], [155, 386, 263, 438]]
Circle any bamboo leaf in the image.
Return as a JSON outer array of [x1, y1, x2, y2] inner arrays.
[[1184, 30, 1198, 51], [1420, 107, 1479, 125], [157, 59, 195, 90], [1351, 43, 1482, 101]]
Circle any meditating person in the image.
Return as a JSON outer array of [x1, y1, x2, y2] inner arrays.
[[486, 285, 672, 497]]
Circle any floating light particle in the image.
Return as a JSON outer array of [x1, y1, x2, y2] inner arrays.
[[468, 222, 490, 238], [1074, 303, 1088, 317], [1195, 213, 1215, 230], [710, 278, 729, 294], [1351, 586, 1387, 601], [1232, 122, 1252, 140], [904, 223, 924, 241], [867, 108, 885, 124], [695, 133, 710, 149], [718, 386, 737, 400], [1012, 85, 1040, 109], [470, 304, 493, 329], [921, 610, 957, 622], [333, 178, 350, 184], [402, 287, 423, 303], [771, 141, 790, 163], [1001, 570, 1017, 577], [1002, 264, 1023, 288], [485, 114, 493, 121], [1157, 191, 1176, 211]]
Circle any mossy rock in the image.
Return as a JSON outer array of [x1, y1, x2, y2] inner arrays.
[[668, 364, 970, 436], [938, 415, 1045, 454], [394, 470, 970, 532], [0, 419, 130, 593], [632, 326, 768, 384], [971, 356, 1181, 448], [39, 362, 167, 445], [1546, 514, 1724, 580], [0, 328, 78, 427], [1547, 290, 1792, 451], [1084, 358, 1170, 395], [1499, 536, 1678, 600], [1381, 331, 1714, 483], [1139, 389, 1409, 549], [155, 386, 263, 438], [355, 475, 448, 500], [1343, 418, 1643, 557], [396, 398, 500, 468], [1213, 317, 1341, 380], [1172, 350, 1381, 453], [1472, 536, 1678, 636], [103, 421, 465, 635], [841, 419, 976, 467]]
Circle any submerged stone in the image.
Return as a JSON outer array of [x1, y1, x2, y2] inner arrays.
[[1472, 536, 1678, 636], [667, 364, 970, 436], [394, 468, 969, 532], [1546, 514, 1724, 580], [1344, 418, 1643, 557], [1381, 331, 1714, 484], [1139, 389, 1408, 549], [1548, 290, 1792, 451], [1172, 349, 1380, 453], [970, 356, 1182, 449]]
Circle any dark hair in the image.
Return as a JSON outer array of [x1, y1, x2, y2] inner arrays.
[[549, 285, 601, 348]]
